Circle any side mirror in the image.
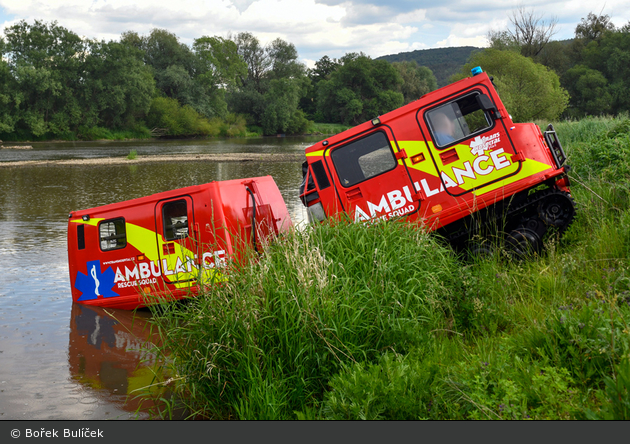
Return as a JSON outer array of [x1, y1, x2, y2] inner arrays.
[[476, 94, 502, 120]]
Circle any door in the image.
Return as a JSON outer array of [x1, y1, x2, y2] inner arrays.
[[420, 89, 520, 197], [326, 129, 418, 222], [155, 196, 198, 285]]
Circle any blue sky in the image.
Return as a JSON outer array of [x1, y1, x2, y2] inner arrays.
[[0, 1, 628, 67]]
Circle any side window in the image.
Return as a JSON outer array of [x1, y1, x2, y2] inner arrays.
[[331, 131, 397, 187], [99, 218, 126, 251], [77, 224, 85, 250], [426, 93, 492, 148], [163, 200, 189, 241]]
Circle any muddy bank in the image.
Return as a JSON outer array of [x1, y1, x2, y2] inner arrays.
[[0, 152, 306, 168]]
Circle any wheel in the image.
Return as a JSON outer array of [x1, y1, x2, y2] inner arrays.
[[467, 240, 495, 260], [506, 227, 541, 259], [538, 192, 575, 228]]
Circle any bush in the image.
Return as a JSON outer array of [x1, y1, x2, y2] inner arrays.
[[146, 96, 215, 137]]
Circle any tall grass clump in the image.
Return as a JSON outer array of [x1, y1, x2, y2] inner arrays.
[[148, 219, 464, 419]]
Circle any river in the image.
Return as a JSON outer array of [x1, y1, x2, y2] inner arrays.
[[0, 136, 318, 419]]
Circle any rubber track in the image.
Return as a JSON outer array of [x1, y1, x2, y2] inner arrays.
[[439, 185, 577, 249]]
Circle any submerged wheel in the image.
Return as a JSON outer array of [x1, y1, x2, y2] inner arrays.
[[538, 192, 575, 228], [467, 240, 495, 260], [506, 227, 542, 259]]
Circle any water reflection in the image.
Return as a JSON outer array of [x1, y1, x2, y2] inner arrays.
[[68, 304, 165, 418]]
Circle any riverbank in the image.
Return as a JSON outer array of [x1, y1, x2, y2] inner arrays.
[[0, 123, 350, 144], [0, 152, 306, 168]]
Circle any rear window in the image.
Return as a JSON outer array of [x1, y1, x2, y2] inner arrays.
[[99, 218, 126, 251], [163, 200, 189, 241], [331, 131, 397, 188], [426, 92, 492, 148]]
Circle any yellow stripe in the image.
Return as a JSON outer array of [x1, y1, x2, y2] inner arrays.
[[472, 158, 552, 196], [306, 150, 326, 157], [70, 218, 104, 227], [398, 140, 551, 195]]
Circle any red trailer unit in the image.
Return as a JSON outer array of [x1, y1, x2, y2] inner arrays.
[[300, 68, 575, 254], [68, 176, 292, 310]]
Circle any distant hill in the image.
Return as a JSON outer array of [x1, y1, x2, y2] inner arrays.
[[377, 46, 482, 87]]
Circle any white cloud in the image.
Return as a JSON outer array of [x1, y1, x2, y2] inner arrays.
[[395, 9, 426, 24], [436, 34, 489, 48], [0, 0, 628, 62]]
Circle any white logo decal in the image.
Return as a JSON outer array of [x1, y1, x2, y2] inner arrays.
[[470, 132, 501, 156]]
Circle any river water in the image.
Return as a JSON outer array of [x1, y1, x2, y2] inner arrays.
[[0, 136, 317, 419]]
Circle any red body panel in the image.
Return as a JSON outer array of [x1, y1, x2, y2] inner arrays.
[[68, 176, 291, 310]]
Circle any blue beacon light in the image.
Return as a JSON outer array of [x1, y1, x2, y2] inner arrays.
[[471, 66, 483, 76]]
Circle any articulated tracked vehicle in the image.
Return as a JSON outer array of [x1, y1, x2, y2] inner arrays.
[[299, 67, 575, 256], [68, 67, 576, 310]]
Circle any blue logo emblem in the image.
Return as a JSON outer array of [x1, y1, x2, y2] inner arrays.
[[75, 260, 119, 301]]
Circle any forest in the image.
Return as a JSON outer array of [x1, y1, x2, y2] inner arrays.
[[0, 10, 629, 141]]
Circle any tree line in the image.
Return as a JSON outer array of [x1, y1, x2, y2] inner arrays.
[[0, 21, 437, 140], [1, 11, 628, 141]]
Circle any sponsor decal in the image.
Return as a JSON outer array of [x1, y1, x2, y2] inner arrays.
[[470, 132, 501, 156]]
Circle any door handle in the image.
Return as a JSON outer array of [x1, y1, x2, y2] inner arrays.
[[345, 188, 363, 200]]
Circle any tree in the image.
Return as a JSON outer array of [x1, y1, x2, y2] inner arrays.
[[575, 12, 616, 43], [488, 6, 558, 58], [300, 55, 341, 118], [558, 16, 630, 115], [311, 55, 340, 82], [0, 57, 19, 134], [316, 53, 404, 125], [266, 38, 305, 80], [81, 40, 155, 129], [453, 49, 568, 122], [3, 20, 87, 137], [128, 28, 237, 119], [139, 28, 196, 75], [234, 32, 271, 94], [534, 40, 573, 77], [579, 26, 630, 114], [193, 36, 247, 89], [261, 77, 310, 134], [392, 61, 437, 104], [570, 12, 618, 65], [228, 32, 310, 134], [562, 65, 612, 117]]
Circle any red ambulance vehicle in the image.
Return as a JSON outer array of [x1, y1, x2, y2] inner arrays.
[[67, 176, 291, 310], [299, 67, 575, 256]]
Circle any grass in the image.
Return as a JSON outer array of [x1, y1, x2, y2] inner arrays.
[[127, 149, 138, 160], [142, 114, 630, 420]]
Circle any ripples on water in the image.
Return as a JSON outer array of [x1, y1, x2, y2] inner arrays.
[[0, 137, 314, 419]]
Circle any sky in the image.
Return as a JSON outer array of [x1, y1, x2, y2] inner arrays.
[[0, 0, 628, 67]]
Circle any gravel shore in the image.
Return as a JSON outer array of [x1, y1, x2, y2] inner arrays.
[[0, 152, 307, 168]]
